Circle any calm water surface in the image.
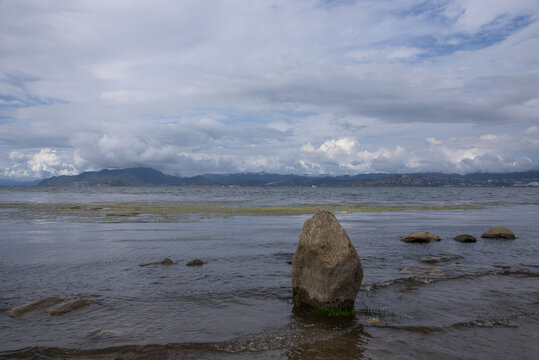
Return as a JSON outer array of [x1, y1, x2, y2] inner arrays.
[[0, 186, 538, 359]]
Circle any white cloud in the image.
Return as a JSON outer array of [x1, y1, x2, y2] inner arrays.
[[319, 138, 358, 158], [9, 151, 26, 162], [99, 90, 161, 104], [451, 0, 538, 33], [3, 148, 78, 179], [300, 143, 316, 152], [479, 134, 498, 141], [525, 126, 539, 135], [427, 137, 443, 145], [0, 1, 538, 178], [348, 46, 425, 62]]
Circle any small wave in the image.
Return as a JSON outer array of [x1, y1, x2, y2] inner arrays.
[[368, 266, 539, 289], [381, 320, 517, 334], [452, 319, 518, 329], [376, 311, 537, 334], [0, 323, 364, 359], [452, 310, 538, 329], [491, 265, 536, 276], [384, 325, 444, 333]]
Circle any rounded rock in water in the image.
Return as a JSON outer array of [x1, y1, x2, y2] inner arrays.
[[401, 231, 440, 243], [481, 226, 516, 239], [292, 209, 363, 310], [454, 234, 477, 243]]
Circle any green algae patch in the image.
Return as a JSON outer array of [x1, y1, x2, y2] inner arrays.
[[310, 307, 357, 318], [292, 299, 355, 317], [0, 202, 481, 223]]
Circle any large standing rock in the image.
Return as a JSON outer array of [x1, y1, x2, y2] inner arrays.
[[401, 232, 441, 243], [481, 226, 516, 239], [292, 210, 363, 310]]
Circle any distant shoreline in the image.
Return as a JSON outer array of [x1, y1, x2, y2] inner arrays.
[[3, 167, 537, 187]]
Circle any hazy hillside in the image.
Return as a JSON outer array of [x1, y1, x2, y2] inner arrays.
[[35, 167, 539, 187], [38, 168, 184, 186]]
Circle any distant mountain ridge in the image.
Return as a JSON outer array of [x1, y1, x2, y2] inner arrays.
[[36, 167, 539, 187], [38, 168, 184, 186]]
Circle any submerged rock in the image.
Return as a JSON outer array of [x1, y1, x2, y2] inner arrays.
[[186, 259, 204, 266], [7, 297, 93, 317], [367, 317, 383, 326], [481, 226, 516, 239], [292, 209, 363, 310], [140, 258, 174, 267], [7, 297, 64, 318], [492, 265, 531, 275], [401, 232, 441, 243], [400, 266, 443, 275], [454, 234, 477, 243], [159, 275, 181, 279], [88, 329, 121, 340], [419, 255, 463, 264], [48, 299, 93, 316]]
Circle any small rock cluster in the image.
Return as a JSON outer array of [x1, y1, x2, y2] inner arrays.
[[400, 226, 516, 243], [398, 226, 517, 277], [10, 257, 207, 320], [139, 258, 205, 267]]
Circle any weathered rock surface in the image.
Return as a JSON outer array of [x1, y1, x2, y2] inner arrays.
[[140, 257, 174, 267], [292, 209, 363, 310], [400, 266, 443, 275], [48, 299, 93, 316], [401, 232, 441, 243], [419, 255, 463, 264], [454, 234, 477, 243], [186, 259, 204, 266], [481, 226, 516, 239], [7, 297, 64, 318]]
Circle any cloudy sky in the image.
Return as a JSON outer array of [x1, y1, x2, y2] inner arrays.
[[1, 0, 538, 179]]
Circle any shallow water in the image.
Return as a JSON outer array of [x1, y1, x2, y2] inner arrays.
[[0, 186, 538, 359]]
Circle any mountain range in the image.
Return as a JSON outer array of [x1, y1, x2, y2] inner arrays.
[[32, 167, 539, 187]]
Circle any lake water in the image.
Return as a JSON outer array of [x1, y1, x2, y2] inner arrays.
[[0, 186, 538, 359]]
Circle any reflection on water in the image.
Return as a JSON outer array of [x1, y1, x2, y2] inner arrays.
[[0, 186, 538, 359]]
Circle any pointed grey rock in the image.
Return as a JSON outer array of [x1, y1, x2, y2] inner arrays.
[[292, 210, 363, 310]]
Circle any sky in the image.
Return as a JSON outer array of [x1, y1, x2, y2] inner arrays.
[[1, 0, 538, 179]]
